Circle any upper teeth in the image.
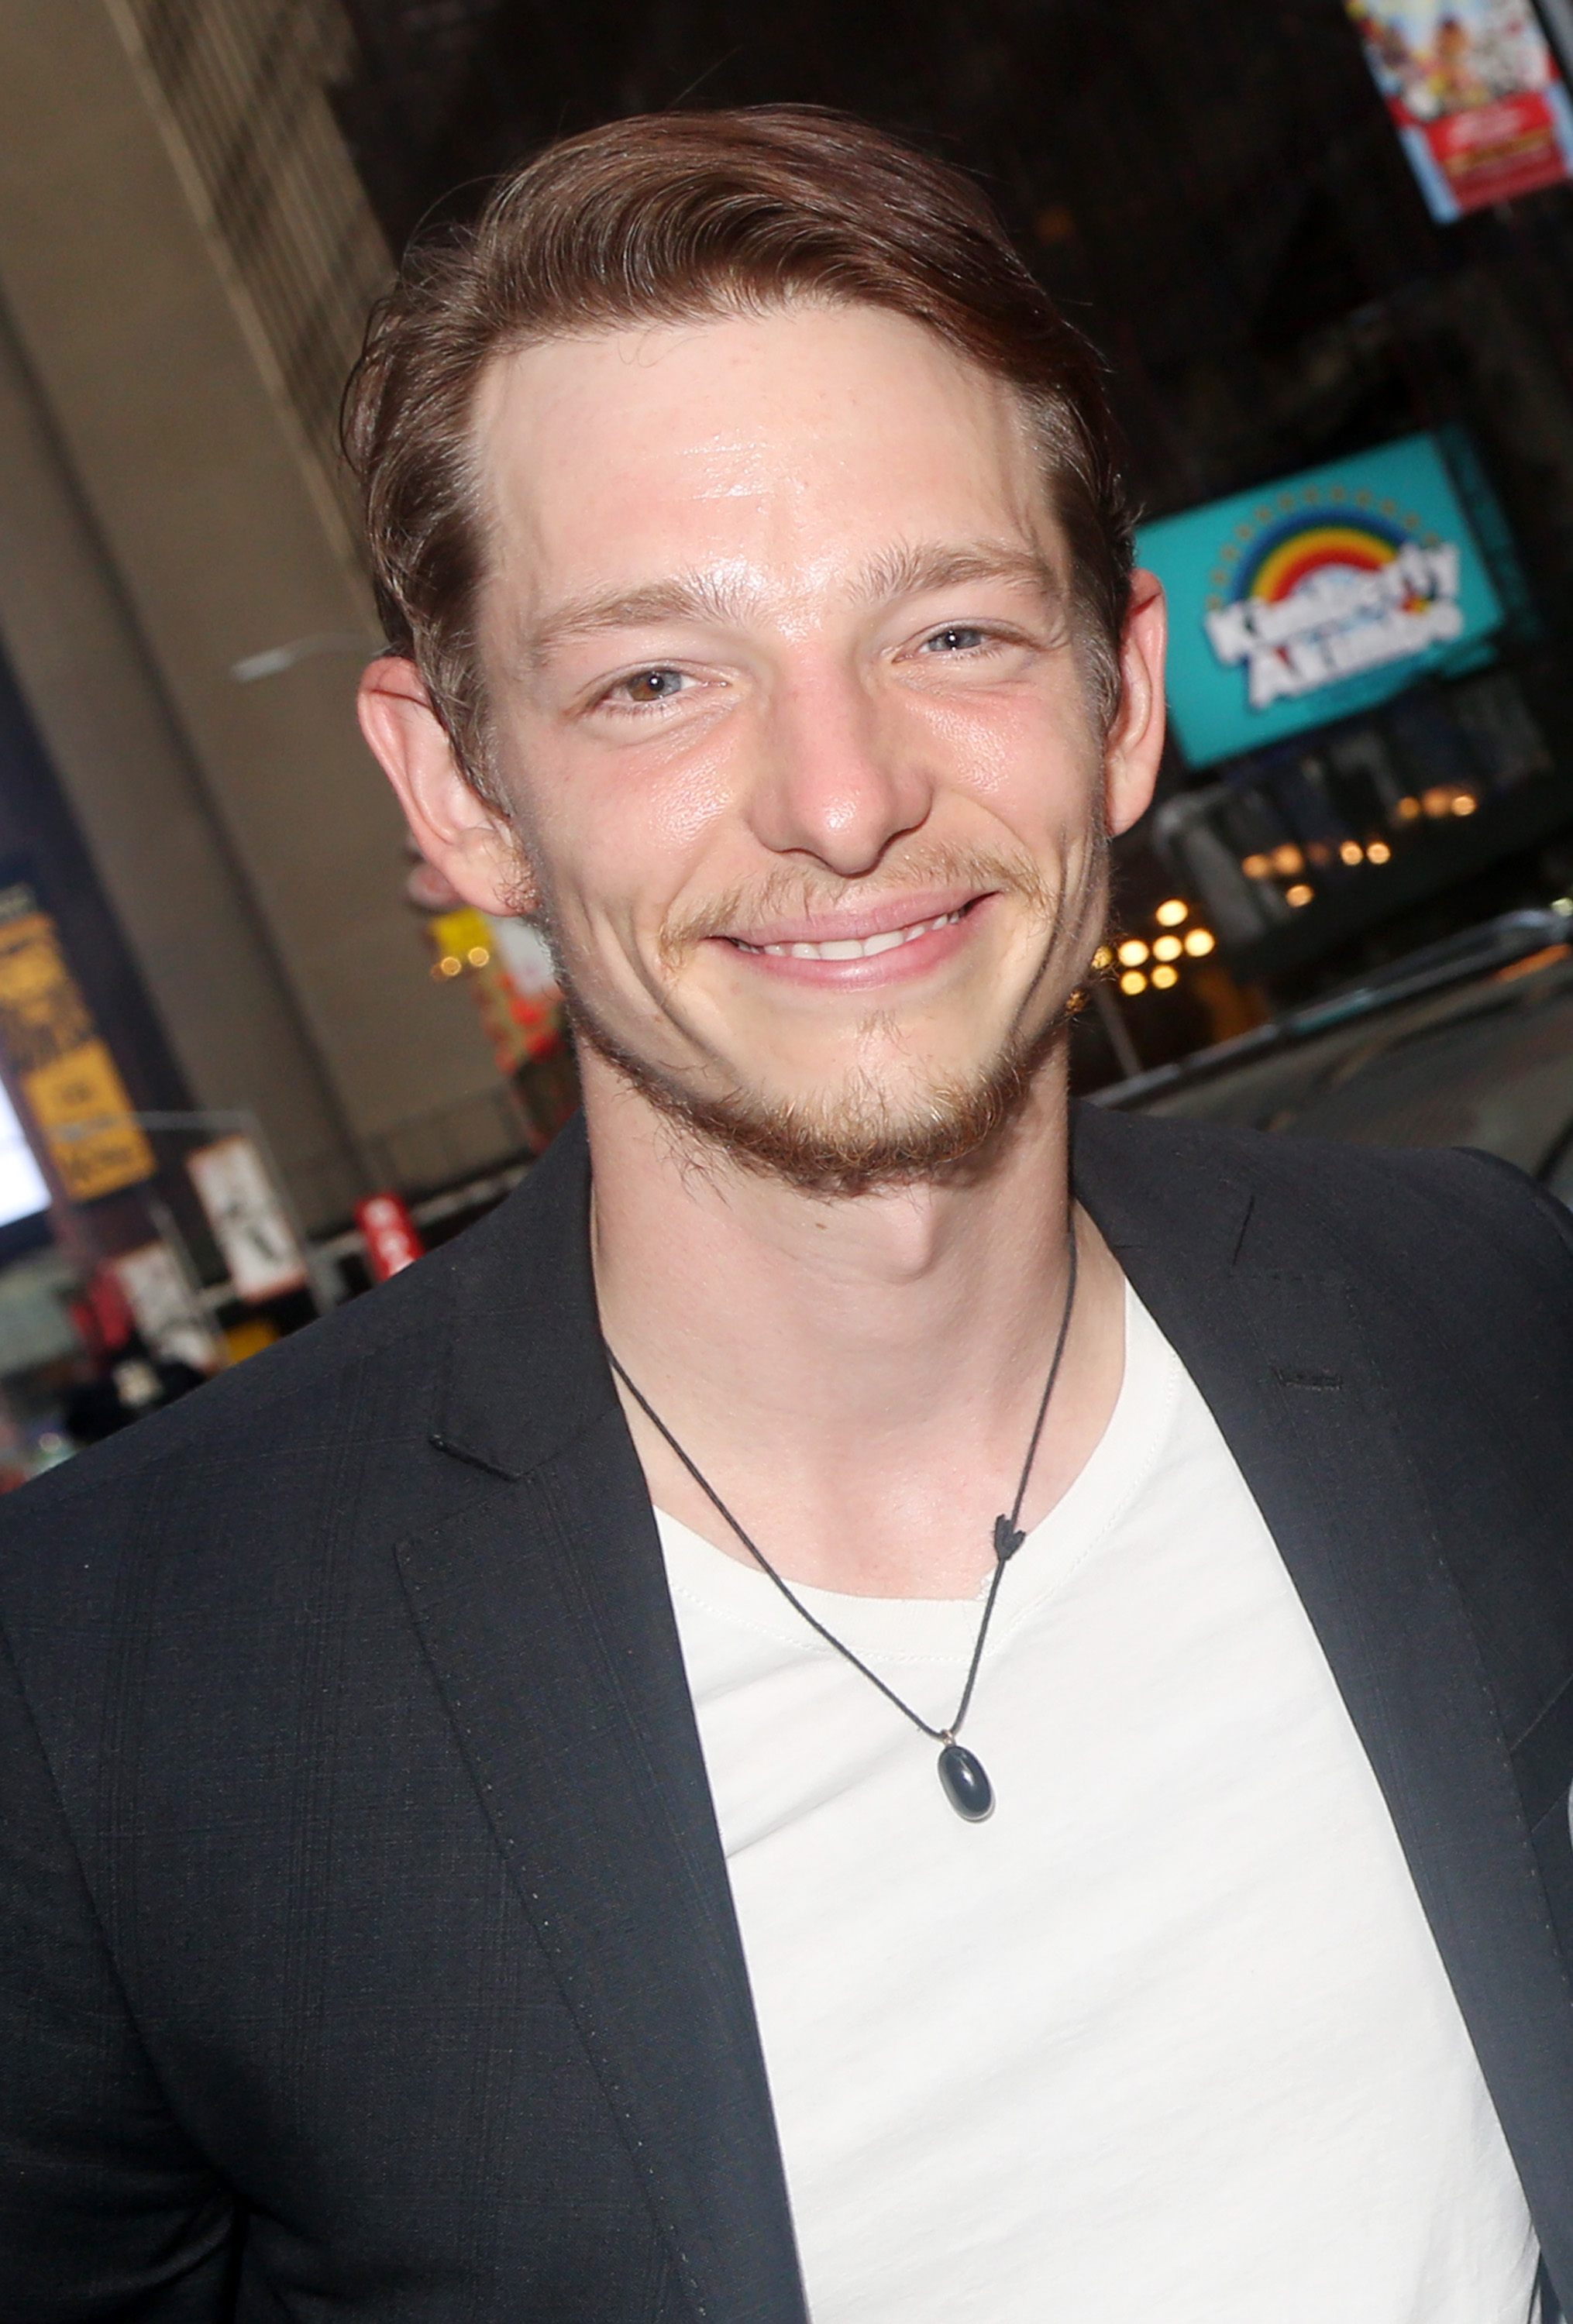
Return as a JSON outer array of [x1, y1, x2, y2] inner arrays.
[[738, 909, 964, 961]]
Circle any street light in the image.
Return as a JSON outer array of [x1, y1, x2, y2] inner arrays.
[[230, 634, 377, 683]]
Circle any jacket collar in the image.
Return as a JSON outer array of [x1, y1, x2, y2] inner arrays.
[[429, 1112, 615, 1481], [407, 1112, 806, 2323]]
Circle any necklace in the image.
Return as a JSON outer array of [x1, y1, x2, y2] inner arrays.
[[605, 1223, 1079, 1824]]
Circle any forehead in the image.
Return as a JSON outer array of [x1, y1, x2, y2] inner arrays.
[[470, 304, 1061, 618]]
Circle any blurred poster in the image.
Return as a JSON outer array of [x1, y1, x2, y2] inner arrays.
[[111, 1239, 222, 1371], [187, 1134, 308, 1302], [0, 880, 153, 1202], [1138, 433, 1505, 768], [428, 908, 579, 1153], [429, 907, 561, 1072], [1347, 0, 1573, 218]]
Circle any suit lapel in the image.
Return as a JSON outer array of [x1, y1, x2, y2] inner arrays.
[[398, 1123, 805, 2324], [1075, 1103, 1573, 2297]]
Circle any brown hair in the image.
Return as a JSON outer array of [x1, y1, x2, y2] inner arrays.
[[343, 106, 1134, 797]]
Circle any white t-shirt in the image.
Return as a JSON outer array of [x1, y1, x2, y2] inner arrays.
[[657, 1284, 1540, 2323]]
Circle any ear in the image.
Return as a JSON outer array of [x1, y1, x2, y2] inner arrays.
[[1103, 569, 1168, 839], [357, 656, 539, 915]]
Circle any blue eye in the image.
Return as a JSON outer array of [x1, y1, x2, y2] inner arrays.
[[926, 626, 987, 653]]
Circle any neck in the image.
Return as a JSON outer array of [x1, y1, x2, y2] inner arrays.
[[587, 1046, 1127, 1597]]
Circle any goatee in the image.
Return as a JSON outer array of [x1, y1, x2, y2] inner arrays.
[[564, 991, 1069, 1197]]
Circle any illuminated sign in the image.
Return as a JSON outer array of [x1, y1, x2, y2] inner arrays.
[[0, 882, 154, 1202], [1346, 0, 1573, 218], [1137, 434, 1506, 769], [0, 1080, 46, 1227]]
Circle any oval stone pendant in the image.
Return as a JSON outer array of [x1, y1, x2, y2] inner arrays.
[[938, 1741, 994, 1821]]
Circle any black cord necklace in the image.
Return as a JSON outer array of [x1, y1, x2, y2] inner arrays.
[[606, 1223, 1079, 1824]]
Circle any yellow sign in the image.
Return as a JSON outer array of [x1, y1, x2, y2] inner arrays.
[[429, 907, 491, 967], [0, 904, 153, 1200]]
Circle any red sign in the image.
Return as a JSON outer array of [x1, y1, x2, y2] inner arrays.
[[1431, 83, 1573, 203], [356, 1193, 425, 1284]]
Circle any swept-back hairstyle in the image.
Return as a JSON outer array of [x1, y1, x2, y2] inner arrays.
[[343, 105, 1134, 796]]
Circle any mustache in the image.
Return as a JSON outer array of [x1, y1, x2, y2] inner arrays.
[[658, 842, 1059, 965]]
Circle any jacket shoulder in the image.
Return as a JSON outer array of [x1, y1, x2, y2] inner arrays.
[[0, 1136, 587, 1612], [1074, 1098, 1573, 1281]]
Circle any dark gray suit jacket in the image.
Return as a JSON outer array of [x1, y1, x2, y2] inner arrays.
[[6, 1103, 1573, 2319]]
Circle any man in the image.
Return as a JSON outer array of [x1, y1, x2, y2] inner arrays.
[[5, 107, 1573, 2323]]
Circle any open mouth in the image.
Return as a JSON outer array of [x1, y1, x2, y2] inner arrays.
[[728, 905, 972, 962]]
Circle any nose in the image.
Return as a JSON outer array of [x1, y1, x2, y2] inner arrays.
[[745, 659, 934, 878]]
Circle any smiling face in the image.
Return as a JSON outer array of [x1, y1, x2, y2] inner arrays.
[[376, 301, 1165, 1191]]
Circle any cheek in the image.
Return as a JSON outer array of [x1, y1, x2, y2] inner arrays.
[[917, 691, 1100, 828], [529, 745, 740, 947], [635, 748, 738, 858]]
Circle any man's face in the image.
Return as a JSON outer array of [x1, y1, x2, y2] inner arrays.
[[466, 301, 1162, 1187]]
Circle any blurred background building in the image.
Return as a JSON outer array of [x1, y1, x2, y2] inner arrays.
[[2, 0, 1573, 1450]]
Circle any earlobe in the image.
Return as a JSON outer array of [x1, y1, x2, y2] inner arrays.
[[1103, 570, 1169, 839], [356, 656, 539, 916]]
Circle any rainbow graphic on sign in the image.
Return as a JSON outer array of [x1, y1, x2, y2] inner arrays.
[[1137, 435, 1505, 767], [1234, 507, 1410, 605]]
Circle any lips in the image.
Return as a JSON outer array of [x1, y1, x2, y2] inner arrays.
[[731, 907, 967, 962]]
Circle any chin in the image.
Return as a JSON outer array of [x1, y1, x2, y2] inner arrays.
[[573, 999, 1068, 1198]]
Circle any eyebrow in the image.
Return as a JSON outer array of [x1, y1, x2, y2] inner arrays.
[[860, 541, 1063, 607], [523, 573, 748, 666], [521, 539, 1065, 667]]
